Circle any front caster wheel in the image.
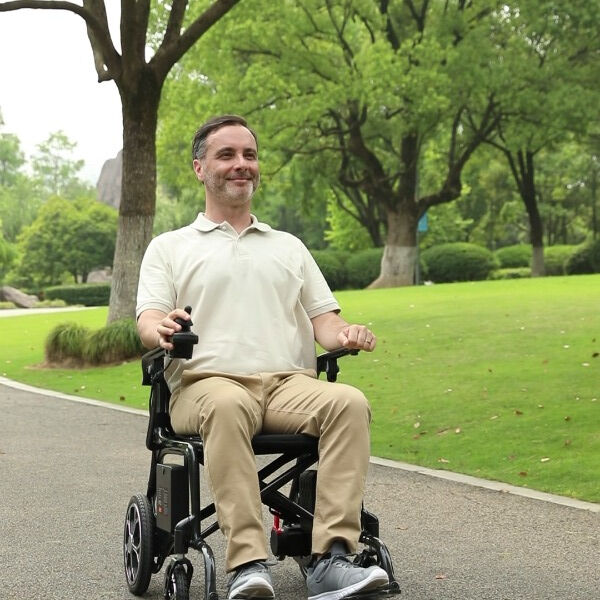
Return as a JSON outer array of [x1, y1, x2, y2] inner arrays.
[[123, 493, 155, 595], [164, 563, 191, 600]]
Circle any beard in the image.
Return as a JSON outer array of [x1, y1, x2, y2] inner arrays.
[[203, 169, 260, 206]]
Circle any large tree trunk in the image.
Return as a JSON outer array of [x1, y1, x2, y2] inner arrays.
[[519, 150, 545, 277], [107, 76, 160, 322], [368, 207, 418, 288]]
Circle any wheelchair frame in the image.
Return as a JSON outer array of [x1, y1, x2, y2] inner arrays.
[[123, 347, 400, 600]]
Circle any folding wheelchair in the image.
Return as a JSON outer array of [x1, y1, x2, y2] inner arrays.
[[123, 341, 401, 600]]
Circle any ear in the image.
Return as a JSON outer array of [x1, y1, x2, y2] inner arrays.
[[192, 159, 204, 182]]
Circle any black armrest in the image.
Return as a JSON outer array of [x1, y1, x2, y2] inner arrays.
[[141, 347, 166, 386], [316, 348, 359, 382]]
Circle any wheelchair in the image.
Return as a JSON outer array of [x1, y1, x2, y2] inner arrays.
[[122, 314, 401, 600]]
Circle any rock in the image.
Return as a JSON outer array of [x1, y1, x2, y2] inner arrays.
[[97, 149, 122, 209], [0, 286, 39, 308], [87, 268, 112, 283]]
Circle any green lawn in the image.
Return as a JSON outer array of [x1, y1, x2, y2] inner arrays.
[[1, 275, 599, 502]]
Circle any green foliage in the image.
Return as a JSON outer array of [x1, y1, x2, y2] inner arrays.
[[495, 244, 532, 268], [544, 245, 577, 276], [345, 248, 384, 290], [14, 197, 117, 287], [33, 299, 68, 308], [45, 318, 144, 366], [422, 243, 498, 283], [45, 322, 89, 363], [82, 319, 144, 365], [565, 239, 600, 275], [0, 301, 16, 309], [310, 250, 347, 291], [44, 283, 111, 306], [489, 267, 531, 280]]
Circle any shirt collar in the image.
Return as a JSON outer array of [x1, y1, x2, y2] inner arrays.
[[189, 213, 271, 233]]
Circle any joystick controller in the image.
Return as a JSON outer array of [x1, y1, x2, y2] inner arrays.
[[168, 306, 199, 359]]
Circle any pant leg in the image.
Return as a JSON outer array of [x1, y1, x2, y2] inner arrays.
[[169, 373, 267, 571], [262, 373, 371, 555]]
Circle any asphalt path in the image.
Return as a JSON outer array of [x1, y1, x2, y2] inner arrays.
[[1, 383, 598, 600]]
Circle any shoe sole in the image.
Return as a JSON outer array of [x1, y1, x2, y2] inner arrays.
[[228, 575, 275, 599], [308, 568, 389, 600]]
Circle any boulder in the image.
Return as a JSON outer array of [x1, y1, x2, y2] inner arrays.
[[97, 149, 122, 209], [0, 286, 39, 308]]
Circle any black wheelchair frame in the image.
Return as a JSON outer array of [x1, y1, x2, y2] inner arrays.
[[123, 347, 401, 600]]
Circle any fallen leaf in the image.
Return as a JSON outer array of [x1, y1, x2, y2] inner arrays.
[[455, 428, 461, 434], [564, 439, 572, 446], [538, 404, 544, 409], [519, 471, 528, 477], [541, 457, 550, 463], [564, 416, 571, 421], [413, 422, 421, 429], [119, 396, 126, 401], [515, 410, 523, 416], [435, 574, 447, 580], [490, 415, 499, 420], [438, 457, 450, 463], [592, 352, 599, 358]]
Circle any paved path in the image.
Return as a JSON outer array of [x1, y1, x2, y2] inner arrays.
[[1, 383, 598, 600]]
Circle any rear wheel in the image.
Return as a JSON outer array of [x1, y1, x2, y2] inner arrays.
[[123, 493, 155, 595]]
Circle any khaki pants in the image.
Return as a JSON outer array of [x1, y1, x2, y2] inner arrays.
[[169, 369, 371, 572]]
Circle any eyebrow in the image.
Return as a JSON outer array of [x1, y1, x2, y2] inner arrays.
[[214, 146, 257, 156]]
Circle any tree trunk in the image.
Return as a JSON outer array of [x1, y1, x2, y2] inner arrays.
[[519, 151, 545, 277], [368, 207, 418, 288], [107, 77, 160, 322]]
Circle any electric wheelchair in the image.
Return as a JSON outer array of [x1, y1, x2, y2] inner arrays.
[[123, 308, 400, 600]]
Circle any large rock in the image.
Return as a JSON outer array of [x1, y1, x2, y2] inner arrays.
[[87, 268, 112, 283], [97, 150, 122, 209], [0, 286, 39, 308]]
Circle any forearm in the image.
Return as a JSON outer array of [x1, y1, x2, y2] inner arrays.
[[311, 311, 377, 352], [137, 309, 166, 349]]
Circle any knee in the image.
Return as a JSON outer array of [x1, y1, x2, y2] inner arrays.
[[327, 385, 371, 424]]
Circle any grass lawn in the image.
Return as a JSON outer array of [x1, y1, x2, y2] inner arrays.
[[1, 274, 599, 502]]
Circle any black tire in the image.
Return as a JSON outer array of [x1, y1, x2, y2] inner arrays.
[[123, 493, 155, 595], [294, 469, 318, 578], [165, 565, 190, 600]]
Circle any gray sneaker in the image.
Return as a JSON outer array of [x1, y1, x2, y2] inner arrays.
[[306, 555, 389, 600], [227, 561, 275, 599]]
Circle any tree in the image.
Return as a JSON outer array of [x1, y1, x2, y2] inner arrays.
[[31, 130, 86, 197], [158, 0, 504, 286], [14, 195, 117, 287], [0, 0, 242, 320]]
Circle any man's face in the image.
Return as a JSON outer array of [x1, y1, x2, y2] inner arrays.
[[193, 125, 260, 208]]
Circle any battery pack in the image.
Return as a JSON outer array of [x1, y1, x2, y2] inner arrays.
[[156, 463, 189, 533]]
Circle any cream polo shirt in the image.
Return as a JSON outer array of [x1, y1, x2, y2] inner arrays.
[[136, 213, 340, 393]]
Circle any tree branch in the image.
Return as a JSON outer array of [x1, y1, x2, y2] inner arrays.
[[0, 0, 121, 81]]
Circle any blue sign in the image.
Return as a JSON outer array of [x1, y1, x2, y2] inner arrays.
[[418, 213, 428, 232]]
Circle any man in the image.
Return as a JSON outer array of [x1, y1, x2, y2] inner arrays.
[[136, 115, 388, 600]]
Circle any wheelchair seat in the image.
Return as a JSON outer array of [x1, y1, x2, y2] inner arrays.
[[124, 345, 400, 600]]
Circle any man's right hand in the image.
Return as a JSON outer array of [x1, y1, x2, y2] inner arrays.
[[137, 308, 191, 350]]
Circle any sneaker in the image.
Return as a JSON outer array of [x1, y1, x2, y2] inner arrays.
[[227, 561, 275, 599], [306, 555, 389, 600]]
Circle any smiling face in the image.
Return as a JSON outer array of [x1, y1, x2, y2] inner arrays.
[[193, 124, 260, 212]]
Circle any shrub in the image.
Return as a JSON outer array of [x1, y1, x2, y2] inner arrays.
[[345, 248, 384, 289], [544, 245, 577, 276], [44, 283, 111, 306], [495, 244, 532, 268], [489, 267, 531, 280], [34, 299, 68, 308], [82, 318, 144, 365], [310, 250, 347, 290], [565, 240, 600, 275], [0, 301, 17, 309], [45, 322, 90, 363], [421, 243, 498, 283]]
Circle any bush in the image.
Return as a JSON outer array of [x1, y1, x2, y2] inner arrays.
[[565, 239, 600, 275], [345, 248, 384, 289], [0, 301, 17, 309], [44, 283, 111, 306], [544, 245, 577, 276], [422, 243, 498, 283], [310, 250, 347, 290], [489, 267, 531, 280], [34, 299, 68, 308], [495, 244, 532, 268], [45, 318, 144, 365], [82, 318, 144, 365], [45, 322, 90, 363]]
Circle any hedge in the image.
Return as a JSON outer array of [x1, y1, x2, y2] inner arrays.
[[345, 248, 384, 289], [422, 242, 498, 283], [544, 245, 577, 276], [495, 244, 532, 268], [44, 283, 111, 306], [310, 250, 348, 291], [565, 239, 600, 275]]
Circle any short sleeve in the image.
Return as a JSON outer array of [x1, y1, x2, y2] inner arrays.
[[136, 236, 177, 319]]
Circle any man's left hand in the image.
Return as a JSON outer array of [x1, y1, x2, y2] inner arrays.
[[337, 325, 376, 352]]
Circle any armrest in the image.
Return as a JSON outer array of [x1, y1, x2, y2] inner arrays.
[[141, 347, 166, 386], [316, 348, 359, 382]]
